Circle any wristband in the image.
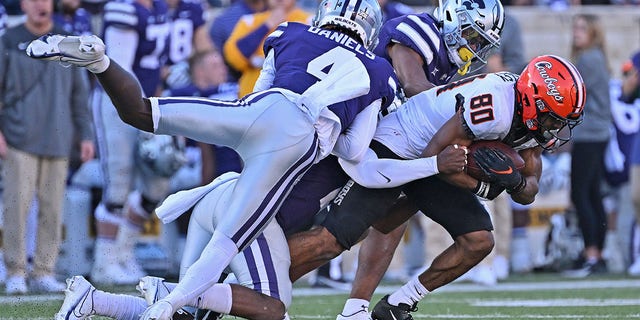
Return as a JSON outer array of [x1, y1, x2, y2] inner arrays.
[[473, 181, 490, 198]]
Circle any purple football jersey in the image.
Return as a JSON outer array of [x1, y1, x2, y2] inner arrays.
[[166, 0, 206, 65], [374, 13, 457, 86], [53, 8, 93, 36], [264, 22, 400, 131], [103, 0, 170, 97]]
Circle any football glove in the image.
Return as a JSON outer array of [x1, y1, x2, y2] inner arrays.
[[140, 300, 174, 320], [473, 147, 526, 194]]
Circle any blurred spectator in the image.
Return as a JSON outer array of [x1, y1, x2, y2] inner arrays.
[[0, 0, 94, 294], [90, 0, 172, 285], [52, 0, 92, 36], [0, 3, 8, 36], [208, 0, 267, 81], [223, 0, 310, 97], [563, 13, 612, 278], [601, 64, 640, 274], [626, 51, 640, 276], [162, 0, 214, 90]]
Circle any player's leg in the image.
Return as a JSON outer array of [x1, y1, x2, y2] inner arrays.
[[55, 275, 147, 320], [371, 177, 494, 320], [142, 196, 291, 319], [289, 178, 404, 282], [338, 198, 418, 320], [155, 121, 316, 315]]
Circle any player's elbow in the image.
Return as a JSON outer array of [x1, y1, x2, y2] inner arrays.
[[116, 104, 154, 132]]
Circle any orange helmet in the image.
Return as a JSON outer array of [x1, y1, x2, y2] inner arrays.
[[516, 55, 585, 150]]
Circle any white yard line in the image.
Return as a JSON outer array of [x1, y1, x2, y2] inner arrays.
[[291, 279, 640, 296]]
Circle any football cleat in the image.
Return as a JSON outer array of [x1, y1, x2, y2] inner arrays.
[[137, 276, 195, 320], [137, 276, 171, 306], [54, 276, 96, 320], [26, 34, 110, 73], [371, 295, 417, 320]]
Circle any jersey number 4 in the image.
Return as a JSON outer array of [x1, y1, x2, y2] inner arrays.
[[306, 47, 363, 80]]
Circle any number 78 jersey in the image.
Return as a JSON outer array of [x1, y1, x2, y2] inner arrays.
[[264, 22, 400, 130], [375, 72, 520, 159]]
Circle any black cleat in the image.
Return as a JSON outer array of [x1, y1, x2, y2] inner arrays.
[[371, 295, 417, 320]]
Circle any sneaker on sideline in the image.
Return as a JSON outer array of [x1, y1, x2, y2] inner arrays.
[[628, 260, 640, 276], [5, 275, 28, 295], [54, 276, 96, 320], [313, 275, 352, 291], [562, 259, 607, 278], [30, 275, 66, 293]]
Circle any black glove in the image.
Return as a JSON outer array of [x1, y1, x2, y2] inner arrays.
[[473, 147, 527, 194], [473, 180, 505, 200]]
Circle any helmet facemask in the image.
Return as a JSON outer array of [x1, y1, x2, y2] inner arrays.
[[525, 97, 583, 151], [436, 0, 504, 75]]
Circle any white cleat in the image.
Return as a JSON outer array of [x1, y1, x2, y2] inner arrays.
[[26, 34, 109, 73], [137, 276, 170, 305], [55, 276, 96, 320]]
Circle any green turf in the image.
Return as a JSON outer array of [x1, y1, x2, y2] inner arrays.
[[2, 274, 639, 319]]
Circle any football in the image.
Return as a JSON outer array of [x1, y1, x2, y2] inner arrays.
[[466, 140, 525, 182]]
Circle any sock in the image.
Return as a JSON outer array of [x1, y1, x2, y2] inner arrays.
[[93, 290, 147, 320], [190, 283, 232, 314], [164, 231, 238, 309], [388, 276, 429, 306], [341, 298, 369, 315]]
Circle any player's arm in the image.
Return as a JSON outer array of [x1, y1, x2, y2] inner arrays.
[[508, 147, 542, 204], [332, 99, 380, 162], [387, 43, 433, 97], [253, 49, 276, 91], [421, 109, 486, 191], [338, 144, 466, 188]]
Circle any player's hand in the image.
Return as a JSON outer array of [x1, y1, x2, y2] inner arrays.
[[473, 147, 526, 193], [139, 300, 174, 320], [437, 144, 468, 174]]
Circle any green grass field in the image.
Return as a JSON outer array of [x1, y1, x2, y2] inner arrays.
[[2, 273, 639, 319]]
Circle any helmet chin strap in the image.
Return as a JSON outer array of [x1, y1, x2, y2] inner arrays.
[[457, 47, 473, 75]]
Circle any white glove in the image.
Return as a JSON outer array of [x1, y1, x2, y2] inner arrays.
[[139, 300, 174, 320]]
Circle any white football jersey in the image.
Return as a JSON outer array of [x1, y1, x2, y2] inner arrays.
[[375, 72, 520, 159]]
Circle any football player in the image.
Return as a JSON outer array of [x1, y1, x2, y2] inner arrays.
[[286, 55, 586, 320], [331, 0, 506, 317], [28, 0, 401, 318]]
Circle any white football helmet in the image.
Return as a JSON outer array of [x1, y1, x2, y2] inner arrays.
[[136, 133, 187, 178], [434, 0, 505, 75], [313, 0, 384, 50]]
